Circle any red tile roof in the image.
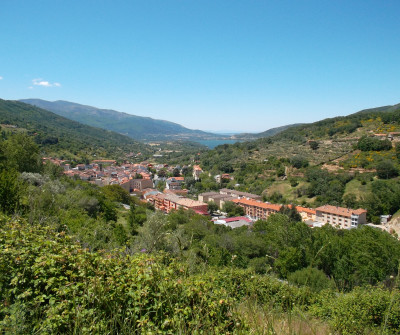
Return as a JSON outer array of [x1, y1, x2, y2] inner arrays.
[[233, 198, 281, 211], [316, 204, 367, 217]]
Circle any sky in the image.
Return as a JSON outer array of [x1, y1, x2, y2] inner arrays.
[[1, 1, 400, 133]]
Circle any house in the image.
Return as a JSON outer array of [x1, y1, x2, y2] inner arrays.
[[315, 205, 367, 229], [193, 165, 203, 180], [131, 179, 153, 191], [209, 194, 237, 209], [120, 178, 153, 193], [166, 177, 185, 190], [198, 191, 220, 203]]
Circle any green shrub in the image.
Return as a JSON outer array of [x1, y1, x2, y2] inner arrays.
[[310, 286, 400, 334], [0, 217, 243, 334], [288, 267, 334, 292]]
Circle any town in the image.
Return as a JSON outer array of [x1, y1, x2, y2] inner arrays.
[[43, 157, 389, 232]]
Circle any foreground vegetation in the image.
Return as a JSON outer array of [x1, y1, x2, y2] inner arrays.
[[1, 217, 400, 334]]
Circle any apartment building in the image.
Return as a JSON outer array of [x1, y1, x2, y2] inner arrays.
[[315, 205, 367, 228], [148, 193, 208, 215], [232, 198, 281, 220]]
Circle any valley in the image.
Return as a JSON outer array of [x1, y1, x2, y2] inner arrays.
[[1, 98, 400, 334]]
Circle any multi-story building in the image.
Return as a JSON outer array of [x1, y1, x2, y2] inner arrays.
[[232, 198, 281, 220], [148, 193, 208, 215], [315, 205, 367, 228]]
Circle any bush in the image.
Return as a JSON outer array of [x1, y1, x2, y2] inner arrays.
[[310, 286, 400, 334], [357, 136, 392, 152], [288, 267, 334, 292], [376, 160, 398, 179]]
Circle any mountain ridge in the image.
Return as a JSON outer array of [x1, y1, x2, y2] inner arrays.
[[20, 99, 223, 141]]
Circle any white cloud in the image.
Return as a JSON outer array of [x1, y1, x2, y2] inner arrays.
[[0, 76, 3, 80], [32, 78, 61, 87]]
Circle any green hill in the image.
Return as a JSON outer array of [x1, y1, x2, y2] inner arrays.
[[20, 99, 223, 141], [233, 123, 302, 140], [202, 102, 400, 167], [0, 99, 151, 159]]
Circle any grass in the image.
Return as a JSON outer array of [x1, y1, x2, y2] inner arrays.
[[265, 180, 313, 205], [237, 300, 331, 335], [343, 178, 370, 200], [250, 139, 356, 166]]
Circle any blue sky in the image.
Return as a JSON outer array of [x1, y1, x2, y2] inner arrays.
[[1, 1, 400, 133]]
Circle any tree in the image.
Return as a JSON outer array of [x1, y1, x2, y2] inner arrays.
[[274, 246, 306, 278], [128, 204, 147, 235], [0, 169, 23, 214], [3, 133, 42, 173], [279, 205, 302, 222], [376, 160, 398, 179], [102, 184, 131, 204], [156, 180, 166, 191], [290, 156, 309, 169], [157, 169, 167, 178], [396, 143, 400, 160], [309, 141, 319, 150], [181, 166, 193, 177], [184, 177, 196, 189], [222, 201, 245, 217], [135, 211, 169, 252], [172, 168, 180, 177], [207, 201, 218, 214]]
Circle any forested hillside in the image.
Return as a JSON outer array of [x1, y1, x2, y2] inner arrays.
[[0, 99, 151, 160]]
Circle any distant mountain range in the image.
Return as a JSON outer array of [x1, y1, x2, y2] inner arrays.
[[20, 99, 224, 141], [20, 99, 297, 142]]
